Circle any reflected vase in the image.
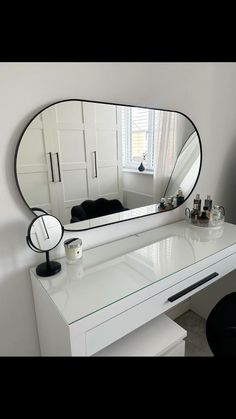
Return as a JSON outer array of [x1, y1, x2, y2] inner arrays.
[[138, 162, 145, 172]]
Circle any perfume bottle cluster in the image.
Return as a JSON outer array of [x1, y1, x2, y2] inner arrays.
[[158, 189, 185, 211], [186, 194, 225, 228]]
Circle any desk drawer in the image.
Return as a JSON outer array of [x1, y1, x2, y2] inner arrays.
[[83, 252, 236, 355]]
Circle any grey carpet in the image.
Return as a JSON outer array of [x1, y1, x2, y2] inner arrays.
[[175, 310, 213, 356]]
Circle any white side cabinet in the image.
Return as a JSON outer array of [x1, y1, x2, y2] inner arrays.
[[30, 220, 236, 356]]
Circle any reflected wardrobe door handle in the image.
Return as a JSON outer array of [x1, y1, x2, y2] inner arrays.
[[48, 152, 54, 182], [56, 152, 62, 182], [92, 151, 98, 178], [41, 216, 49, 239]]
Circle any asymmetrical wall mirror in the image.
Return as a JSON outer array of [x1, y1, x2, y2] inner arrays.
[[15, 99, 202, 231]]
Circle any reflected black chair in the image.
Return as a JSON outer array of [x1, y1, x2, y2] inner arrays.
[[70, 198, 129, 223], [206, 292, 236, 356]]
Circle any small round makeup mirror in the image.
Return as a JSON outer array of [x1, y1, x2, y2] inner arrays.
[[26, 214, 64, 277]]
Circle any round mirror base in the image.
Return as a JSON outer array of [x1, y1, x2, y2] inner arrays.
[[36, 261, 61, 277]]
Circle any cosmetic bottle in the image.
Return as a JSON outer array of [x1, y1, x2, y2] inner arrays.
[[176, 189, 185, 206], [204, 194, 212, 211], [165, 197, 173, 210], [190, 204, 199, 224], [64, 237, 82, 264], [211, 204, 225, 227], [172, 196, 177, 208], [158, 198, 166, 211], [199, 206, 209, 225], [193, 194, 201, 212]]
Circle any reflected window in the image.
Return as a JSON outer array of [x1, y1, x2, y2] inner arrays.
[[121, 107, 178, 174], [121, 107, 155, 171]]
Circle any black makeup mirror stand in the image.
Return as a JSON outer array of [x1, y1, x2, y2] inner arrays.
[[36, 251, 61, 277], [26, 213, 64, 278]]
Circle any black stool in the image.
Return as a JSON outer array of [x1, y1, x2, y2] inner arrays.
[[206, 292, 236, 356]]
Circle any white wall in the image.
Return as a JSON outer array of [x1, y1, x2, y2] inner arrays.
[[1, 62, 236, 355], [122, 171, 153, 208]]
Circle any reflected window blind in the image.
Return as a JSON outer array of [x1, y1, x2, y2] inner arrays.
[[121, 107, 155, 171]]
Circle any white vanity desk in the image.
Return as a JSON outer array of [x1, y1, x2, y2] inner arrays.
[[30, 220, 236, 356]]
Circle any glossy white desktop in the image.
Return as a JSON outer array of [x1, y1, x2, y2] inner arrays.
[[30, 220, 236, 356]]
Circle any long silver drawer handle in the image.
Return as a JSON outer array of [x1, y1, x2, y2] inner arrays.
[[168, 272, 219, 302]]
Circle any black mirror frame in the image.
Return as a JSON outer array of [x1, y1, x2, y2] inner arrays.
[[15, 98, 202, 232], [26, 214, 64, 252]]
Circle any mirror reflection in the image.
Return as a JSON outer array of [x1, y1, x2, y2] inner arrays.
[[15, 99, 201, 230], [164, 131, 201, 198], [28, 214, 64, 252]]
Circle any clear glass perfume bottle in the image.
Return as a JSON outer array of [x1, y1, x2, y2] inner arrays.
[[210, 205, 225, 227]]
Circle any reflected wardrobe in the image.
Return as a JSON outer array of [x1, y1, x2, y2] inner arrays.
[[17, 101, 122, 225]]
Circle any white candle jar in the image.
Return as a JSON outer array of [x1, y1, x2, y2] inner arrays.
[[64, 238, 82, 263]]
